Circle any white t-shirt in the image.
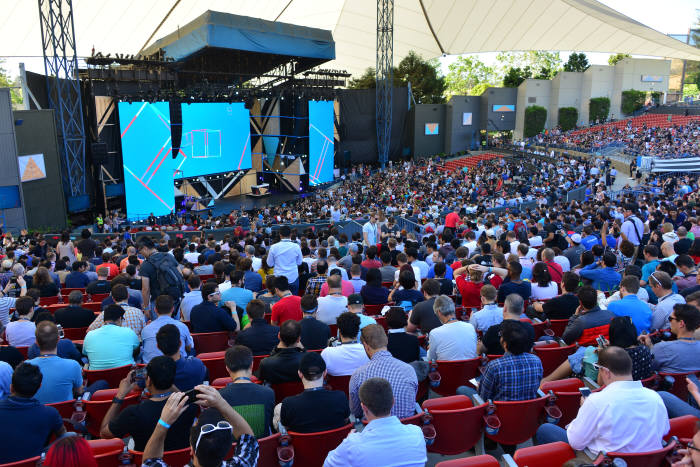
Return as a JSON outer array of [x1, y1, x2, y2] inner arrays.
[[321, 343, 370, 376], [531, 282, 559, 300], [316, 295, 348, 325]]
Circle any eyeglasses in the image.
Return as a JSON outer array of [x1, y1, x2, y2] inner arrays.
[[688, 441, 700, 453], [195, 421, 233, 453], [592, 363, 609, 373], [649, 272, 660, 287], [668, 315, 680, 322], [208, 290, 221, 298]]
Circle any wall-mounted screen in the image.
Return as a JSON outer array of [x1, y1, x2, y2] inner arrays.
[[425, 123, 439, 135], [641, 75, 663, 83], [493, 104, 515, 112], [462, 113, 472, 126], [18, 154, 47, 182], [308, 100, 334, 186]]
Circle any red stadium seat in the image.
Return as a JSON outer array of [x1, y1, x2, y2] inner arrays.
[[374, 315, 388, 331], [422, 395, 488, 455], [485, 395, 549, 446], [287, 424, 352, 467], [84, 388, 140, 438], [89, 293, 110, 302], [84, 364, 133, 388], [431, 358, 483, 397], [510, 441, 576, 467], [0, 456, 42, 467], [192, 331, 230, 354], [547, 319, 568, 337], [253, 354, 268, 373], [15, 346, 29, 359], [62, 326, 89, 340], [364, 303, 388, 315], [199, 274, 215, 282], [61, 287, 86, 295], [540, 378, 584, 427], [40, 295, 61, 305], [254, 433, 281, 467], [665, 415, 699, 443], [594, 439, 677, 467], [326, 374, 351, 398], [88, 438, 126, 467], [533, 343, 578, 377], [434, 455, 500, 467], [197, 351, 228, 381], [658, 372, 700, 401], [46, 399, 78, 431], [271, 381, 305, 404], [129, 448, 191, 467], [83, 302, 102, 312]]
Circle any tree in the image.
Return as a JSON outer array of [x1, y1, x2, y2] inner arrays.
[[589, 97, 611, 123], [621, 89, 646, 115], [348, 67, 377, 89], [496, 51, 561, 80], [558, 107, 578, 131], [0, 60, 22, 105], [444, 55, 499, 97], [563, 53, 589, 72], [524, 105, 547, 137], [502, 66, 531, 87], [608, 53, 630, 66], [395, 51, 446, 104]]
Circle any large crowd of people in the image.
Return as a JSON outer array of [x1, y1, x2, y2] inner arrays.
[[1, 149, 700, 466]]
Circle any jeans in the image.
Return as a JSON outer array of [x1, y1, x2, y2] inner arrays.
[[658, 391, 700, 418], [455, 385, 478, 400], [535, 423, 569, 445], [289, 278, 299, 295]]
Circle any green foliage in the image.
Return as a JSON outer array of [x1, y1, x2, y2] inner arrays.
[[563, 52, 589, 72], [496, 51, 561, 80], [445, 55, 498, 97], [650, 91, 662, 105], [524, 105, 547, 138], [684, 84, 700, 99], [347, 67, 402, 89], [0, 60, 22, 105], [608, 53, 630, 66], [395, 51, 445, 104], [621, 89, 646, 115], [502, 67, 530, 87], [558, 107, 578, 131], [589, 97, 610, 122]]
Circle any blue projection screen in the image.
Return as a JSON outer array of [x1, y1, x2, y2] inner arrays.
[[119, 101, 175, 218], [308, 100, 334, 186], [175, 103, 252, 178]]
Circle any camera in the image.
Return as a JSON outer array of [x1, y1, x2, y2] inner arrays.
[[131, 367, 147, 388]]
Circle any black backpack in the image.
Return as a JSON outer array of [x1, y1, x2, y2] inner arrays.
[[147, 253, 186, 300]]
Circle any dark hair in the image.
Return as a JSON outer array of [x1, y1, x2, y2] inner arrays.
[[359, 377, 393, 417], [35, 321, 59, 351], [246, 299, 266, 320], [274, 275, 289, 292], [104, 304, 125, 322], [224, 345, 254, 373], [156, 324, 181, 357], [420, 278, 439, 297], [189, 419, 233, 467], [12, 362, 42, 398], [501, 320, 531, 355], [146, 355, 176, 390], [598, 346, 633, 376], [380, 251, 391, 264], [532, 262, 551, 287], [279, 320, 301, 346], [433, 262, 447, 277], [508, 261, 522, 277], [577, 286, 597, 310], [315, 260, 328, 275], [609, 316, 638, 348], [300, 294, 318, 312], [673, 303, 700, 331], [201, 282, 218, 301], [644, 244, 660, 258], [279, 226, 291, 237], [336, 312, 360, 339], [675, 254, 695, 270], [562, 271, 580, 293], [385, 307, 407, 329], [365, 268, 382, 287], [398, 269, 415, 290], [602, 251, 616, 268], [188, 275, 201, 289], [111, 283, 128, 302], [155, 295, 174, 315], [15, 296, 34, 316]]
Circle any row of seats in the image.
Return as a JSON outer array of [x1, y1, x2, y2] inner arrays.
[[570, 113, 700, 136], [35, 293, 109, 306], [438, 153, 504, 173]]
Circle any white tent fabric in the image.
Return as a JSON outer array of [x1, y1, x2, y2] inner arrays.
[[3, 0, 700, 77]]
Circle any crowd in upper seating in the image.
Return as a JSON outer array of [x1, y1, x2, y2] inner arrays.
[[2, 152, 700, 466]]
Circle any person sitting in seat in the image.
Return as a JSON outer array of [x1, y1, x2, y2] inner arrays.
[[299, 294, 331, 351], [54, 290, 96, 328], [469, 285, 503, 333], [235, 299, 279, 356], [189, 282, 239, 334], [535, 346, 669, 462], [256, 320, 306, 384], [0, 363, 66, 463], [277, 352, 349, 433], [561, 286, 615, 345], [321, 312, 369, 376], [82, 304, 140, 370], [141, 295, 193, 363], [156, 324, 207, 392], [427, 295, 477, 361], [638, 303, 700, 373]]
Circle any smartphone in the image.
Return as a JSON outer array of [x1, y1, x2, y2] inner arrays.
[[131, 368, 147, 388], [469, 376, 482, 388], [183, 388, 200, 405], [596, 335, 607, 348], [57, 324, 64, 339], [579, 387, 591, 398]]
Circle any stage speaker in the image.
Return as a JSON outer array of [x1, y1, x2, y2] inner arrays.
[[91, 141, 108, 164], [170, 100, 182, 158], [343, 150, 351, 168]]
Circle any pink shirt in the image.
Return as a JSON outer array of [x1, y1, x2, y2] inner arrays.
[[320, 280, 355, 297]]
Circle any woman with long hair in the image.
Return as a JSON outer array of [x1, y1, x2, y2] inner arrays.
[[531, 262, 557, 300], [43, 435, 98, 467], [360, 268, 390, 305], [32, 266, 59, 297], [56, 232, 77, 265]]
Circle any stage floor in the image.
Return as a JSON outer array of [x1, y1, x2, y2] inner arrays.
[[207, 191, 311, 216]]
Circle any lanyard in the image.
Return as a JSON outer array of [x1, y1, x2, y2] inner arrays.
[[232, 376, 252, 383]]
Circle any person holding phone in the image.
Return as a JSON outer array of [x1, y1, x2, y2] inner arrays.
[[99, 356, 198, 452]]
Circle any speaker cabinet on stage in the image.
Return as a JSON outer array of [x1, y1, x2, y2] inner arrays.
[[170, 101, 182, 158], [91, 141, 107, 164]]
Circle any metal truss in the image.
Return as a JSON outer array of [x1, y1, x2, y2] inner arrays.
[[376, 0, 394, 169], [38, 0, 87, 203]]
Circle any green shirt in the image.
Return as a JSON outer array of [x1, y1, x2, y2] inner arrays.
[[83, 323, 140, 370]]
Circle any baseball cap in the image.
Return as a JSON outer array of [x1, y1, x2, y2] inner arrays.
[[299, 352, 326, 380], [347, 294, 363, 306], [570, 234, 582, 244]]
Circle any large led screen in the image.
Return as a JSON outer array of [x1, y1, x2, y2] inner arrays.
[[119, 101, 175, 218], [308, 100, 334, 186], [175, 103, 252, 178]]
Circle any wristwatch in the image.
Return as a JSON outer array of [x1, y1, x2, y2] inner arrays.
[[112, 396, 125, 405]]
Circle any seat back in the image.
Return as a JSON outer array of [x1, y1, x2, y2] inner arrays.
[[326, 374, 351, 398], [434, 455, 500, 467], [487, 396, 548, 445], [0, 456, 42, 467], [271, 381, 305, 404], [540, 378, 584, 427], [40, 295, 61, 305], [532, 321, 547, 340], [129, 448, 191, 467], [252, 354, 268, 373], [533, 344, 578, 377], [84, 364, 132, 388], [548, 319, 568, 337], [512, 442, 576, 467], [83, 302, 102, 312], [212, 377, 232, 389], [90, 293, 110, 302], [659, 372, 698, 401], [255, 433, 281, 467], [62, 326, 89, 340], [85, 389, 140, 438], [89, 438, 126, 467], [601, 439, 677, 467], [577, 324, 609, 347], [422, 395, 487, 455], [192, 331, 230, 354], [288, 424, 352, 467], [198, 351, 228, 381], [432, 358, 482, 397], [665, 415, 700, 442], [47, 399, 77, 431], [364, 303, 387, 315]]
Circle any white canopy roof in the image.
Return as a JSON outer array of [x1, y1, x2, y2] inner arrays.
[[3, 0, 699, 76]]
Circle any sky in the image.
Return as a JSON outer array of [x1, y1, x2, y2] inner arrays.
[[437, 0, 700, 74]]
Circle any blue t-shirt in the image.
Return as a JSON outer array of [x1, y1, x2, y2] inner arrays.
[[0, 361, 11, 399], [220, 287, 254, 312], [0, 396, 63, 463], [174, 356, 208, 392], [26, 355, 82, 404], [28, 339, 82, 363], [82, 323, 140, 370]]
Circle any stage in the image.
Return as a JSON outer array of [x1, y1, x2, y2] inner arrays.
[[204, 191, 312, 216]]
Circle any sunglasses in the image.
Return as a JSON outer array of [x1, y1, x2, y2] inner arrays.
[[649, 272, 660, 287], [195, 421, 233, 453], [592, 363, 609, 373], [668, 316, 680, 323], [208, 290, 221, 298]]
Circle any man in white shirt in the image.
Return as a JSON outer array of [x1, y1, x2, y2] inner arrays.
[[179, 275, 203, 321], [183, 244, 200, 264], [266, 226, 303, 294], [321, 312, 369, 376], [469, 285, 503, 333], [427, 295, 477, 361], [534, 346, 669, 461], [244, 245, 262, 272], [316, 276, 349, 325], [362, 213, 379, 246]]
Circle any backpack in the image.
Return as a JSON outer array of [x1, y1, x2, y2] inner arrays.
[[513, 220, 527, 242], [147, 252, 186, 300]]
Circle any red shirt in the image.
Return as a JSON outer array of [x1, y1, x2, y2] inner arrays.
[[455, 275, 483, 309], [545, 261, 563, 284], [271, 295, 302, 324], [100, 262, 120, 279], [445, 212, 461, 229], [361, 259, 382, 269]]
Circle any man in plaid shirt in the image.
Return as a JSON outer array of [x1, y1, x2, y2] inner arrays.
[[350, 324, 418, 419], [458, 320, 542, 401], [87, 284, 145, 337], [305, 260, 329, 298]]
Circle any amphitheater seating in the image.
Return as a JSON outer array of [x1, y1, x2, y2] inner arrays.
[[439, 153, 504, 173]]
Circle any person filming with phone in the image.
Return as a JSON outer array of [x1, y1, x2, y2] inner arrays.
[[99, 356, 198, 452]]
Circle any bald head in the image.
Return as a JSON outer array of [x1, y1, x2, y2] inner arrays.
[[661, 242, 675, 258]]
